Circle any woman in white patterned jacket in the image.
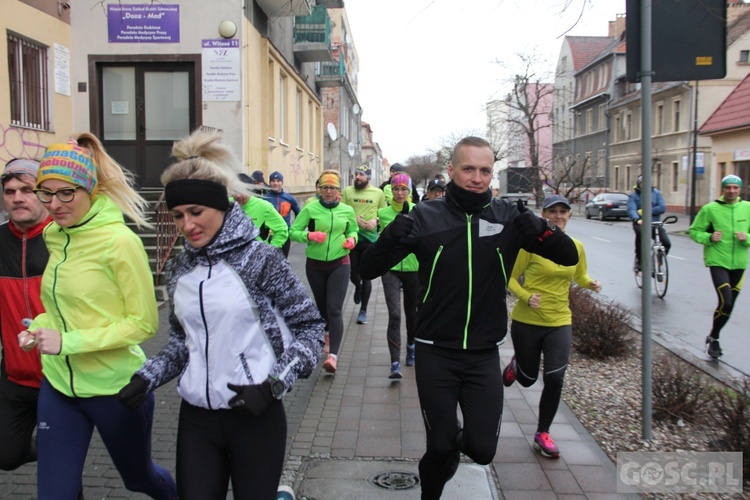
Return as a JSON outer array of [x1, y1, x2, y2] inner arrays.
[[117, 129, 325, 500]]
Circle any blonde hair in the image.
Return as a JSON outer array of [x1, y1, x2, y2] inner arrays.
[[162, 129, 254, 199], [74, 132, 152, 229]]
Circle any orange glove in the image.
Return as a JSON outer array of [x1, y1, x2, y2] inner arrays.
[[343, 237, 356, 250], [308, 231, 327, 243]]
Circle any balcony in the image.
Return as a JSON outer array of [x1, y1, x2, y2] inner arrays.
[[315, 57, 345, 87], [257, 0, 311, 17], [293, 5, 333, 63]]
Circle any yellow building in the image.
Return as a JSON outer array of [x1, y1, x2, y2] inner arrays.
[[0, 0, 74, 167]]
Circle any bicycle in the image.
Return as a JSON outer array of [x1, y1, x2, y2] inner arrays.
[[633, 215, 678, 298]]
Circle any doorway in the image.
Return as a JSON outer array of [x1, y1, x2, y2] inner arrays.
[[95, 61, 197, 187]]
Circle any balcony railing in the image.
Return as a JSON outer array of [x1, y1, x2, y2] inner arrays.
[[316, 57, 345, 87], [293, 5, 333, 63]]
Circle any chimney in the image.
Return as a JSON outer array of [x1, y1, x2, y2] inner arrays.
[[608, 13, 626, 38]]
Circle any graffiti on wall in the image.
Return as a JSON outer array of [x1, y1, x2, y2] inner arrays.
[[0, 123, 47, 165]]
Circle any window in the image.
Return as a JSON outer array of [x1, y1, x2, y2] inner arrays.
[[673, 99, 681, 132], [597, 149, 605, 177], [625, 112, 632, 140], [586, 109, 593, 133], [614, 166, 620, 191], [740, 50, 749, 63], [656, 103, 664, 135], [614, 116, 621, 142], [279, 74, 286, 142], [626, 165, 632, 189], [8, 33, 50, 130], [671, 162, 679, 192], [308, 99, 313, 152], [655, 162, 662, 189], [598, 104, 605, 131]]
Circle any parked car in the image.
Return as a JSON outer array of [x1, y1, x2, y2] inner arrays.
[[585, 192, 629, 221]]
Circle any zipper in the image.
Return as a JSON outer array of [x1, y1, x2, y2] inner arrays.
[[199, 248, 213, 409], [51, 230, 76, 397], [325, 209, 334, 260], [462, 214, 473, 350], [22, 232, 31, 318]]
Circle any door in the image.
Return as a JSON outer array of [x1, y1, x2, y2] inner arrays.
[[100, 63, 195, 187]]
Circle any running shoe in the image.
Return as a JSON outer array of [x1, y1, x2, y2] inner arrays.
[[706, 336, 723, 359], [405, 344, 416, 366], [323, 333, 330, 355], [533, 432, 560, 458], [389, 361, 402, 379], [502, 355, 517, 387], [322, 355, 337, 373], [276, 485, 295, 500], [353, 285, 362, 305], [357, 310, 368, 324]]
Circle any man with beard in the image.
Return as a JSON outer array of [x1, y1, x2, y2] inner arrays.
[[340, 165, 386, 324]]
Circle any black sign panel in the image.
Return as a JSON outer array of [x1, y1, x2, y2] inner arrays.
[[626, 0, 726, 83]]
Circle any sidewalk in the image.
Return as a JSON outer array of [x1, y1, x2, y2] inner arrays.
[[0, 243, 637, 499]]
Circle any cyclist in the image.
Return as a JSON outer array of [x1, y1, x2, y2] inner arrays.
[[627, 175, 671, 272], [689, 174, 750, 359]]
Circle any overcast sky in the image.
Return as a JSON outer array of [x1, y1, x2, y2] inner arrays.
[[345, 0, 627, 164]]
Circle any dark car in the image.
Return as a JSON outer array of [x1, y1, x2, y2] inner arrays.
[[585, 192, 629, 221]]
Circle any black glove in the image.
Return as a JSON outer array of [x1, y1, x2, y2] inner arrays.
[[386, 202, 414, 242], [227, 381, 274, 418], [118, 375, 149, 411], [512, 199, 546, 240]]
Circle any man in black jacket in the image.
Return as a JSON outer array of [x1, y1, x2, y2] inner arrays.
[[362, 137, 578, 499]]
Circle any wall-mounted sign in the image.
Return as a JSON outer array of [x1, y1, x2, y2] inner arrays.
[[111, 101, 129, 115], [53, 43, 70, 96], [202, 39, 240, 102], [107, 4, 180, 43], [735, 149, 750, 161]]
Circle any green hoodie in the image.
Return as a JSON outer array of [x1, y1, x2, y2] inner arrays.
[[290, 199, 358, 261], [30, 195, 157, 398], [689, 196, 750, 270], [377, 201, 418, 272], [239, 196, 289, 249]]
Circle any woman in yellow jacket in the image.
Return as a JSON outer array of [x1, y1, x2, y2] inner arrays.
[[18, 135, 177, 499], [503, 195, 601, 460]]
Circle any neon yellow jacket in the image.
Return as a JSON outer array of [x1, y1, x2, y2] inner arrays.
[[509, 238, 594, 327], [30, 195, 157, 398], [239, 196, 289, 249]]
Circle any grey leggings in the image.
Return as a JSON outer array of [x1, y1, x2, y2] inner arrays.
[[381, 271, 419, 363], [306, 263, 349, 355], [509, 321, 572, 434]]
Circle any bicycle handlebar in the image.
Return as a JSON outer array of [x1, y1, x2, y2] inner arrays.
[[652, 215, 678, 227]]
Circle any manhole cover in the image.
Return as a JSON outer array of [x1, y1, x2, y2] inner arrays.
[[369, 471, 420, 491]]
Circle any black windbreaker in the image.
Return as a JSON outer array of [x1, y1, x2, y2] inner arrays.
[[362, 190, 578, 350]]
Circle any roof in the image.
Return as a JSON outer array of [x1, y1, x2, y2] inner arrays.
[[566, 36, 614, 71], [699, 72, 750, 135], [728, 5, 750, 46]]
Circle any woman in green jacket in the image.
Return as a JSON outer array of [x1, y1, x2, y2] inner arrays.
[[290, 170, 357, 374], [377, 173, 419, 379], [18, 135, 177, 499]]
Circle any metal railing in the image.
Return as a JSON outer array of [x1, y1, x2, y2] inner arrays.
[[293, 5, 331, 44], [317, 57, 345, 77], [155, 190, 180, 280]]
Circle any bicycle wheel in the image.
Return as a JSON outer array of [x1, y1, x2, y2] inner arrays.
[[653, 248, 668, 298], [633, 254, 642, 289]]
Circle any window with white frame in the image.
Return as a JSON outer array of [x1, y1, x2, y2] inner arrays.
[[7, 32, 50, 130]]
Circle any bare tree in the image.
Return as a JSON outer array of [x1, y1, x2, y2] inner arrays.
[[405, 153, 442, 189]]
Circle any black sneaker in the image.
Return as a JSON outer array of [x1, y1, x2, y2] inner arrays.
[[353, 285, 362, 305], [706, 336, 723, 359]]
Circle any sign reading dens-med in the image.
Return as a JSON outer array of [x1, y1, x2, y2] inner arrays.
[[108, 4, 180, 43]]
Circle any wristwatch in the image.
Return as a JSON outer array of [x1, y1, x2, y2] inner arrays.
[[267, 375, 286, 399]]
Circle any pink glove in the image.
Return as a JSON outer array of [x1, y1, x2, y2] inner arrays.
[[343, 237, 356, 250], [308, 231, 327, 244]]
